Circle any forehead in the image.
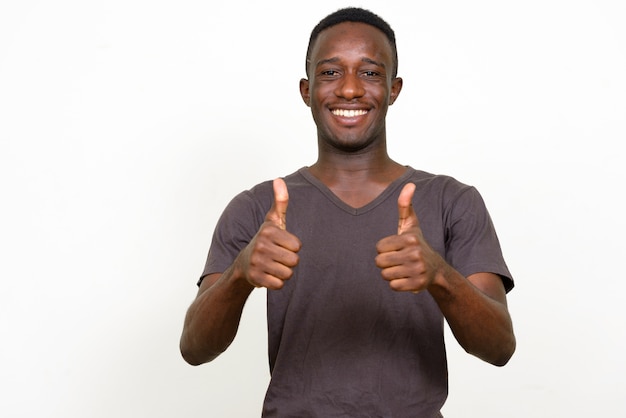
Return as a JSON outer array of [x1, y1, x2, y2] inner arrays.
[[310, 22, 393, 64]]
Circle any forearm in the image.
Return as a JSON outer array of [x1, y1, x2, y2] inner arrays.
[[428, 268, 516, 366], [179, 266, 255, 366]]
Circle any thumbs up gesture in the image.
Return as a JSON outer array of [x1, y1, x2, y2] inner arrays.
[[235, 178, 302, 290], [375, 183, 446, 293]]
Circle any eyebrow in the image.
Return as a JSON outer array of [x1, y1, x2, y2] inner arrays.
[[361, 57, 386, 68], [314, 57, 386, 69]]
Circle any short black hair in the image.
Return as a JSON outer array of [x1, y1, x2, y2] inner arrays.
[[305, 7, 398, 78]]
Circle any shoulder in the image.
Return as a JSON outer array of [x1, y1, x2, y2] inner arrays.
[[406, 167, 477, 202], [228, 169, 305, 213]]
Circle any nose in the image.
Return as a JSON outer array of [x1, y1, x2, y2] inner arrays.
[[335, 72, 365, 100]]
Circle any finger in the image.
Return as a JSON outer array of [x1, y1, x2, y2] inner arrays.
[[397, 182, 418, 234], [250, 273, 287, 290], [388, 278, 423, 293], [266, 178, 289, 229], [251, 262, 295, 288]]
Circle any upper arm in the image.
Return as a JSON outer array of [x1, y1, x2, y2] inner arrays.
[[467, 272, 508, 306], [197, 272, 222, 296]]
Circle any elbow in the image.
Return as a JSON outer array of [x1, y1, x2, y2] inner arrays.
[[179, 334, 221, 366], [180, 339, 202, 366], [180, 344, 220, 366], [488, 334, 517, 367], [180, 347, 204, 366], [468, 332, 516, 367], [492, 353, 513, 367]]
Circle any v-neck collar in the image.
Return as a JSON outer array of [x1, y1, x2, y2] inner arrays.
[[297, 166, 414, 216]]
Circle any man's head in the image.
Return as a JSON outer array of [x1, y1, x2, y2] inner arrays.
[[305, 8, 399, 78], [299, 10, 403, 153]]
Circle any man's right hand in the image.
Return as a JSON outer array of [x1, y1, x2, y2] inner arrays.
[[235, 178, 302, 289]]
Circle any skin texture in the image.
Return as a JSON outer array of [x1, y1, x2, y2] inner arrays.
[[180, 21, 515, 367]]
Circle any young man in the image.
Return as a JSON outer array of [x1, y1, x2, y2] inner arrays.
[[180, 7, 515, 417]]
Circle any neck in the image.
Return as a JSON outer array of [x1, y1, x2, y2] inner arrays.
[[310, 154, 400, 181], [307, 148, 407, 208], [310, 139, 402, 181]]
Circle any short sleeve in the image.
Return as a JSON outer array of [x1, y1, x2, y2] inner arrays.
[[444, 186, 514, 292], [198, 188, 268, 285]]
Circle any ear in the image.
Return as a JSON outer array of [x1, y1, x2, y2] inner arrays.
[[389, 77, 403, 105], [299, 78, 311, 106]]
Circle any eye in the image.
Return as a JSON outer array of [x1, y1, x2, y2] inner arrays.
[[363, 70, 380, 77], [321, 69, 339, 76]]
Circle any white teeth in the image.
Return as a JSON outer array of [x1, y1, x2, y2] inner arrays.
[[332, 109, 368, 117]]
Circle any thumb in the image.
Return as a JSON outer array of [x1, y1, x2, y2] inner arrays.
[[267, 178, 289, 230], [397, 182, 418, 234]]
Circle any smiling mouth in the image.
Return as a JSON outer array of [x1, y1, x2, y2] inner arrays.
[[331, 109, 368, 117]]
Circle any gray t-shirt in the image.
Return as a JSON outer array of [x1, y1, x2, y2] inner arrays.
[[202, 167, 513, 417]]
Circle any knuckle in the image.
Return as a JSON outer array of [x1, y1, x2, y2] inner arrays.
[[389, 280, 405, 291], [408, 251, 421, 263], [288, 254, 300, 267], [380, 268, 394, 281], [404, 234, 419, 246], [273, 280, 285, 290]]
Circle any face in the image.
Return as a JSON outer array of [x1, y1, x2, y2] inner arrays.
[[300, 22, 403, 153]]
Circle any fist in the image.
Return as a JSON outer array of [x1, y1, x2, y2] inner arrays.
[[237, 178, 301, 290], [375, 182, 444, 293]]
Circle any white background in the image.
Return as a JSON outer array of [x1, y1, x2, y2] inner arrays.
[[1, 0, 625, 417]]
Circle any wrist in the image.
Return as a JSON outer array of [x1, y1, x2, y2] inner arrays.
[[224, 261, 256, 294], [427, 263, 461, 301]]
